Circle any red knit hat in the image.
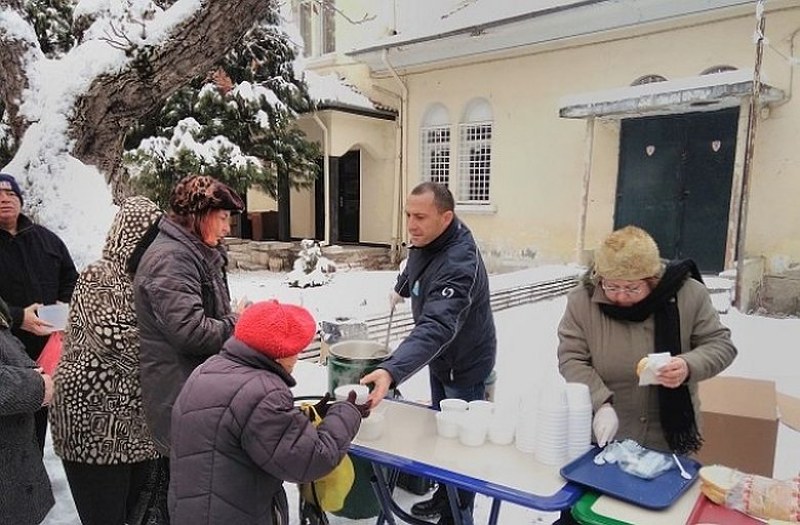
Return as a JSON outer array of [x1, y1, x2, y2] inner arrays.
[[234, 300, 317, 359]]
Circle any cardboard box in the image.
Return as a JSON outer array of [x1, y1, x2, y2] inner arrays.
[[777, 391, 800, 432], [697, 376, 778, 477]]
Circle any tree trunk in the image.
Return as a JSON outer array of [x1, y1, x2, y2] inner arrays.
[[0, 9, 33, 143], [2, 0, 274, 195]]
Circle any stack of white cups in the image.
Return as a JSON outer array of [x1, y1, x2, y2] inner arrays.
[[534, 385, 569, 465], [514, 388, 539, 453], [565, 382, 593, 460]]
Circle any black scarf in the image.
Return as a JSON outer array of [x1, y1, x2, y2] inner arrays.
[[599, 259, 704, 454]]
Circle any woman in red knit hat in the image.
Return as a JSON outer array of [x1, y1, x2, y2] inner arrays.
[[169, 300, 372, 525]]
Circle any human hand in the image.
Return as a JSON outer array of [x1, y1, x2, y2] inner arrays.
[[233, 296, 252, 315], [389, 291, 404, 309], [592, 403, 619, 447], [22, 304, 53, 336], [656, 357, 689, 388], [312, 392, 333, 418], [360, 368, 393, 408], [40, 372, 54, 407], [347, 390, 372, 418]]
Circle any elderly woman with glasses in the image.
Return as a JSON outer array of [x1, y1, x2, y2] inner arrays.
[[557, 225, 737, 455]]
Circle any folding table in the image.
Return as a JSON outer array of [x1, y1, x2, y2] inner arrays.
[[348, 399, 583, 525]]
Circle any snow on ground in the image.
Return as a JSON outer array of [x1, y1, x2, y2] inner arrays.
[[41, 266, 800, 525]]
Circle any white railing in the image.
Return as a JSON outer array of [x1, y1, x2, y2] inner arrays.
[[300, 275, 579, 361]]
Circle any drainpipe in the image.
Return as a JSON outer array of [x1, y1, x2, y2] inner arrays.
[[769, 24, 800, 109], [312, 113, 331, 246], [734, 0, 766, 310], [381, 49, 409, 262], [576, 117, 595, 265]]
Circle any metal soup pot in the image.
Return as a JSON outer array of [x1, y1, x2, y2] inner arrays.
[[327, 339, 389, 394]]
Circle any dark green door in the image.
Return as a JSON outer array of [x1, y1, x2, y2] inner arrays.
[[338, 150, 360, 243], [615, 109, 738, 272]]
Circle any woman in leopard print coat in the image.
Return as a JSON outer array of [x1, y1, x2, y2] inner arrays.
[[49, 196, 162, 525]]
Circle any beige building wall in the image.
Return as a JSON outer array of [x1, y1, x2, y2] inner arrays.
[[394, 6, 800, 267], [294, 110, 396, 245], [246, 188, 277, 212], [290, 186, 314, 239]]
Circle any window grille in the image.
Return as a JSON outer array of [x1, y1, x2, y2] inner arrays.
[[457, 123, 492, 203], [420, 126, 451, 186]]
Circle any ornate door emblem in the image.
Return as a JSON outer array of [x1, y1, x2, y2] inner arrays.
[[711, 140, 722, 152], [645, 145, 656, 156]]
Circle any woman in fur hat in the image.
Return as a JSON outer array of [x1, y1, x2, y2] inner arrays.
[[132, 175, 244, 458], [557, 225, 737, 456]]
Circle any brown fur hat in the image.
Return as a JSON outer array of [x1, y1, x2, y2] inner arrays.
[[594, 225, 663, 280], [169, 175, 244, 216]]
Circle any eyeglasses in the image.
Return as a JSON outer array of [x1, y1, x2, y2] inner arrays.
[[601, 282, 645, 295]]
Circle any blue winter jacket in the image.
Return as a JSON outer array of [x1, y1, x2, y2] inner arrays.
[[381, 218, 496, 388]]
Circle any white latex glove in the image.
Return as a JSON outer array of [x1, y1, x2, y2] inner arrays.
[[592, 403, 619, 447], [389, 291, 405, 309]]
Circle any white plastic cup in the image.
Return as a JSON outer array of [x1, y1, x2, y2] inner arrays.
[[435, 411, 462, 438], [334, 384, 369, 403], [37, 303, 69, 331], [488, 413, 516, 446], [467, 399, 494, 415], [458, 411, 488, 447], [439, 398, 468, 412]]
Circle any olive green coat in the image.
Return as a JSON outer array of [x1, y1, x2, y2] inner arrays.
[[557, 276, 737, 451]]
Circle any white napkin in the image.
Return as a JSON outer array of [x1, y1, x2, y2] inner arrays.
[[638, 352, 671, 386]]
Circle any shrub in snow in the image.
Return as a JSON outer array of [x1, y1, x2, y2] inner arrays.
[[286, 239, 336, 288]]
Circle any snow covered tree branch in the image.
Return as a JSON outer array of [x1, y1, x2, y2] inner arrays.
[[70, 0, 275, 182], [0, 0, 282, 267]]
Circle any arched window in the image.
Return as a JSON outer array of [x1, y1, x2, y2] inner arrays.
[[701, 65, 737, 75], [420, 104, 451, 186], [631, 74, 668, 86], [457, 98, 493, 203]]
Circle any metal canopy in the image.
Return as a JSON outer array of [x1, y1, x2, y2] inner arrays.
[[559, 70, 785, 119]]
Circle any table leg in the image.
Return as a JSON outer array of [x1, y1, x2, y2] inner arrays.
[[488, 498, 502, 525], [369, 465, 437, 525], [444, 484, 474, 525]]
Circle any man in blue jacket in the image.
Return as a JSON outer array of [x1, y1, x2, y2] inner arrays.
[[362, 181, 496, 525]]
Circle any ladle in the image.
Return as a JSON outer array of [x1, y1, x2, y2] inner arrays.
[[383, 304, 395, 350]]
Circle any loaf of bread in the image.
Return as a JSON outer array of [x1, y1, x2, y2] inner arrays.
[[699, 465, 800, 522], [636, 357, 648, 377]]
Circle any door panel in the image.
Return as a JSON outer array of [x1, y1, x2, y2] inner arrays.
[[615, 109, 738, 273], [339, 150, 360, 243], [680, 110, 738, 271], [616, 117, 685, 258]]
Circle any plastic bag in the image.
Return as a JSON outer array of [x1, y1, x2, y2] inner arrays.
[[298, 404, 356, 513], [593, 439, 674, 480], [36, 332, 62, 376], [700, 465, 800, 522]]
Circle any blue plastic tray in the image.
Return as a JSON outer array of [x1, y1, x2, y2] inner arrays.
[[559, 446, 700, 510]]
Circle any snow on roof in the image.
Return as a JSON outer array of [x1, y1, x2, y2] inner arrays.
[[302, 69, 377, 111], [559, 69, 756, 108], [352, 0, 590, 52]]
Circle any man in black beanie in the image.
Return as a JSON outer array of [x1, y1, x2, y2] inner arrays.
[[0, 172, 78, 452]]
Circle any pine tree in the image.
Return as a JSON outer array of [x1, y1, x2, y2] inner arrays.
[[123, 11, 321, 210]]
